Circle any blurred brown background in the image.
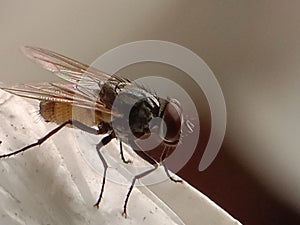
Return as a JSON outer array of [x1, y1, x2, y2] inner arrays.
[[1, 1, 300, 224]]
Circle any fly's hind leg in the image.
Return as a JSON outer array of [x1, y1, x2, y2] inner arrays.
[[0, 119, 100, 158]]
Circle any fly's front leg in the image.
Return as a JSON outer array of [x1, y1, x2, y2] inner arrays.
[[160, 147, 182, 183], [0, 120, 100, 158], [122, 150, 158, 218], [162, 161, 182, 183]]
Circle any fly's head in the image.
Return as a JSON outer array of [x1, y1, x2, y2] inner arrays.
[[126, 96, 183, 149]]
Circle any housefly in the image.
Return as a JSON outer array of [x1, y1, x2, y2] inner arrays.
[[0, 47, 184, 217]]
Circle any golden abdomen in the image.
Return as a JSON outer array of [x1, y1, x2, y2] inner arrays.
[[39, 101, 111, 126]]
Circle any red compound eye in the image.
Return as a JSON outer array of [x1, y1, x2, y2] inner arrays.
[[160, 100, 182, 145]]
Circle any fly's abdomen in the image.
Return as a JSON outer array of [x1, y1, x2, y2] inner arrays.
[[40, 101, 104, 126], [40, 101, 72, 124]]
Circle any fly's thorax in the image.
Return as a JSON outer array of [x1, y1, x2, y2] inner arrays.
[[128, 97, 160, 138], [39, 101, 107, 126], [98, 81, 119, 109], [110, 91, 161, 141]]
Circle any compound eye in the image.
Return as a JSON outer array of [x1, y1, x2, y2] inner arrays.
[[160, 100, 182, 144]]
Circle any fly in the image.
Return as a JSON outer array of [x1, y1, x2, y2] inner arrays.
[[0, 47, 183, 218]]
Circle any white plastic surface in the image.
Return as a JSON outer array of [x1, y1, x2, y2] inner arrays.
[[0, 90, 241, 225]]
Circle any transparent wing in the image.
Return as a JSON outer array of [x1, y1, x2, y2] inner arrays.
[[22, 46, 127, 85], [0, 46, 133, 117]]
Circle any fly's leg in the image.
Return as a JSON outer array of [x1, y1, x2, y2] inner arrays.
[[93, 132, 114, 208], [122, 151, 158, 218], [162, 161, 182, 183], [161, 147, 182, 183], [0, 120, 100, 158], [119, 140, 132, 164]]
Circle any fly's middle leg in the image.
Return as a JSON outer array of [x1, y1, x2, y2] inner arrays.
[[93, 132, 114, 208], [119, 140, 132, 164]]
